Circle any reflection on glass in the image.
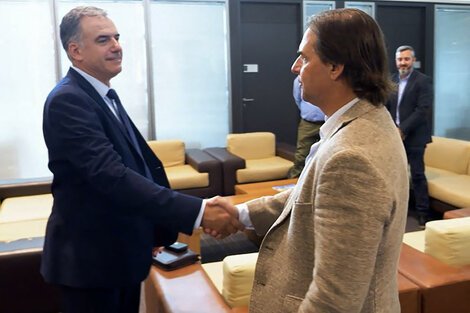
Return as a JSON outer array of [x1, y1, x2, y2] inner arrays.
[[434, 5, 470, 140], [345, 2, 375, 18], [150, 1, 229, 148], [303, 1, 335, 29], [0, 0, 55, 180]]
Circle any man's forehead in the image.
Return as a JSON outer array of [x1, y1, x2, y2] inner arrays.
[[396, 50, 413, 58], [81, 15, 118, 34], [298, 29, 315, 53]]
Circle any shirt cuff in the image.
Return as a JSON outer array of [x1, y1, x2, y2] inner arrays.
[[237, 203, 254, 230], [194, 199, 206, 229]]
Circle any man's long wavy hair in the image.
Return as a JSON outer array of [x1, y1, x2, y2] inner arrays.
[[308, 8, 393, 106]]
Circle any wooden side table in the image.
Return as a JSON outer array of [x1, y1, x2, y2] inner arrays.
[[144, 263, 232, 313], [443, 208, 470, 219], [234, 178, 297, 195]]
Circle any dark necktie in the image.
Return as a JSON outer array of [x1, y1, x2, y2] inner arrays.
[[107, 89, 153, 180]]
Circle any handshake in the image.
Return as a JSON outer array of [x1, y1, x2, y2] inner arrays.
[[201, 196, 245, 239]]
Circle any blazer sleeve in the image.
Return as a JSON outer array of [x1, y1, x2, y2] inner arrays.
[[399, 74, 433, 136], [245, 188, 293, 237], [44, 91, 201, 235], [299, 150, 393, 313]]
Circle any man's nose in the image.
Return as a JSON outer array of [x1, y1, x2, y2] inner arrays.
[[291, 56, 301, 74], [110, 38, 121, 50]]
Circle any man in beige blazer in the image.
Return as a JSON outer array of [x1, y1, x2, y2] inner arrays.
[[209, 8, 408, 313]]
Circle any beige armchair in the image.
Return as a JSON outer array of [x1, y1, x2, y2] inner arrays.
[[202, 252, 421, 313], [147, 140, 222, 198], [205, 132, 294, 195], [400, 215, 470, 313]]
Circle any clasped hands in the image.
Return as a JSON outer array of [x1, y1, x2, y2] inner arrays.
[[201, 196, 244, 239]]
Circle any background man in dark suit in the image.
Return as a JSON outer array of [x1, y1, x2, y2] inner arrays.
[[386, 45, 433, 227], [41, 6, 241, 313]]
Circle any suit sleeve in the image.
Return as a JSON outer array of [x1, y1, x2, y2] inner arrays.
[[399, 75, 433, 136], [299, 150, 393, 313], [44, 91, 201, 234], [245, 188, 293, 236]]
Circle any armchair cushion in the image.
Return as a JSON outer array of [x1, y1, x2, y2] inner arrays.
[[0, 194, 52, 223], [425, 217, 470, 266], [424, 136, 470, 175], [402, 230, 425, 253], [147, 140, 185, 167], [222, 253, 258, 307], [147, 140, 211, 191], [0, 194, 52, 242], [236, 157, 293, 184], [427, 175, 470, 208], [227, 132, 275, 160], [204, 252, 420, 313], [165, 165, 209, 190]]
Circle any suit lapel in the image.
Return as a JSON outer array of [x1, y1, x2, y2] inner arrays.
[[269, 100, 377, 229], [67, 69, 146, 164]]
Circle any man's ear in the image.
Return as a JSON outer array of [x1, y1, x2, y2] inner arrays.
[[68, 42, 83, 62], [329, 63, 344, 80]]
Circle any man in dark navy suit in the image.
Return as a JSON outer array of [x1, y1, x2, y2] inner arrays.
[[41, 6, 242, 313], [386, 45, 433, 227]]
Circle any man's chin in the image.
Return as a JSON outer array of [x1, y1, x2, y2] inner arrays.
[[398, 68, 410, 76]]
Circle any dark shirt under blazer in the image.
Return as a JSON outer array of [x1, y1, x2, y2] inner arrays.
[[41, 68, 202, 288], [386, 70, 433, 147]]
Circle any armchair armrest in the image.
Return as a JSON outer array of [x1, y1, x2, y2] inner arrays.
[[186, 149, 219, 173], [185, 149, 222, 197], [0, 178, 52, 202], [204, 148, 245, 195], [275, 142, 295, 162], [399, 243, 470, 313]]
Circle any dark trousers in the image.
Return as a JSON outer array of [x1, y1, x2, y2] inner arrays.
[[406, 145, 430, 216], [59, 283, 141, 313], [289, 119, 323, 178]]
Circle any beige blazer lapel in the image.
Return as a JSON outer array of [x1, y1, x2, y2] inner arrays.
[[267, 100, 378, 230]]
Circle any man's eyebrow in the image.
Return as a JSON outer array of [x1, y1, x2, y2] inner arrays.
[[95, 33, 119, 41], [95, 34, 111, 41]]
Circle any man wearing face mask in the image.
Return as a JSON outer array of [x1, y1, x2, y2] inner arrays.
[[386, 45, 433, 228]]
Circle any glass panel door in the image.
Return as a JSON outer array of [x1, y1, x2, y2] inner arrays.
[[303, 1, 335, 29], [0, 0, 55, 180], [345, 1, 375, 18], [434, 5, 470, 140], [150, 0, 229, 148]]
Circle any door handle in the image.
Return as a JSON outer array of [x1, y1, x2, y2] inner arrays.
[[242, 98, 254, 102]]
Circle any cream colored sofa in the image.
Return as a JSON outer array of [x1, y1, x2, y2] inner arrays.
[[0, 193, 52, 242], [202, 251, 421, 313], [203, 216, 470, 313], [0, 189, 60, 313], [205, 132, 294, 195], [400, 216, 470, 313], [424, 136, 470, 212], [403, 217, 470, 267], [147, 139, 222, 197]]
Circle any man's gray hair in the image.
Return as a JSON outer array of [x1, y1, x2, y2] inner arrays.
[[396, 45, 415, 57], [60, 6, 107, 57]]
